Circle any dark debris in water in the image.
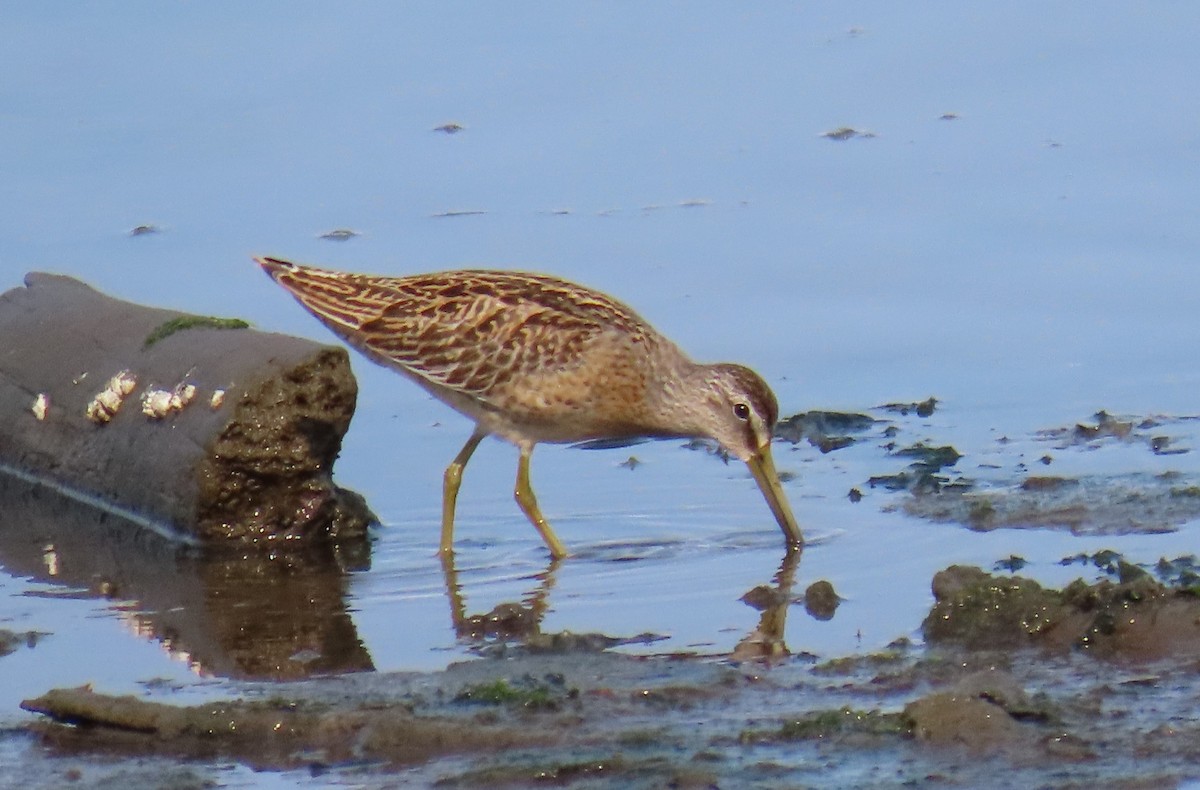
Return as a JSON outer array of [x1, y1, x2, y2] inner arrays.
[[869, 442, 967, 495], [904, 475, 1200, 536], [1154, 555, 1200, 595], [318, 228, 359, 241], [821, 126, 877, 141], [864, 408, 1200, 535], [891, 442, 961, 468], [775, 398, 972, 496], [1060, 548, 1128, 576], [878, 397, 938, 418], [1059, 550, 1200, 594], [774, 410, 876, 452], [774, 403, 1200, 539], [0, 628, 46, 658], [680, 437, 731, 464], [993, 555, 1028, 573], [1038, 410, 1193, 455], [803, 580, 840, 621], [774, 399, 941, 461], [431, 209, 487, 218]]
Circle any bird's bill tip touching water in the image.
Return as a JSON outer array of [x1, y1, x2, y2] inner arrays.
[[746, 444, 804, 547]]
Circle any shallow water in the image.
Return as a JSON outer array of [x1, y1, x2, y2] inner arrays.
[[2, 1, 1200, 772]]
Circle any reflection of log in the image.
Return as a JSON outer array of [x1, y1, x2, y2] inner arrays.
[[0, 272, 372, 545], [0, 471, 373, 680]]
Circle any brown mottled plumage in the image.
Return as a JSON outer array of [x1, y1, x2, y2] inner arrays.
[[257, 256, 802, 558]]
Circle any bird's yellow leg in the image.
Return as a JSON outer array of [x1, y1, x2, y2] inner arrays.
[[514, 445, 569, 559], [440, 430, 486, 555]]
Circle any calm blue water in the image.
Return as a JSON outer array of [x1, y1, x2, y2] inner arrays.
[[2, 0, 1199, 733]]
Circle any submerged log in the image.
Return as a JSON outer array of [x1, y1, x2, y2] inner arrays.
[[0, 272, 373, 547]]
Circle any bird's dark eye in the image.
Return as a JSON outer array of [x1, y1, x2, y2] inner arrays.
[[733, 402, 751, 421]]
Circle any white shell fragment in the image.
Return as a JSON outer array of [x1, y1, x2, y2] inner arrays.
[[210, 389, 226, 410], [141, 382, 198, 420], [86, 400, 112, 423], [174, 383, 197, 408], [96, 388, 123, 412], [141, 388, 174, 418], [31, 393, 49, 421], [85, 369, 137, 424], [109, 370, 137, 397]]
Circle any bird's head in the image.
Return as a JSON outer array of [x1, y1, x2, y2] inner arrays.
[[697, 364, 803, 547]]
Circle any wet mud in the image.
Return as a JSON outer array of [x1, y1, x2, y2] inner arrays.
[[782, 403, 1200, 535], [11, 559, 1200, 787], [902, 469, 1200, 536]]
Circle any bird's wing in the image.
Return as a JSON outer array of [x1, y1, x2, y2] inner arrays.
[[359, 271, 629, 398], [260, 259, 652, 406]]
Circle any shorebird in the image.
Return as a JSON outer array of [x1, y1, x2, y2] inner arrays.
[[257, 256, 802, 558]]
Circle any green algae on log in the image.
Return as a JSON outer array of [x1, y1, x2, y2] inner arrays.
[[143, 315, 250, 348]]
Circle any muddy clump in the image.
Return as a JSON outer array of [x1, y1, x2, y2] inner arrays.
[[0, 629, 44, 658], [869, 442, 967, 494], [21, 686, 548, 771], [923, 564, 1200, 660], [888, 409, 1200, 535], [1038, 410, 1193, 455], [773, 410, 876, 453], [803, 580, 840, 620], [878, 397, 938, 418]]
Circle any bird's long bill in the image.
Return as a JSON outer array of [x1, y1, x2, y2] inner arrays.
[[746, 444, 804, 547]]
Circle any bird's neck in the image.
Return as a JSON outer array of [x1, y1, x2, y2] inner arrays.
[[643, 359, 717, 440]]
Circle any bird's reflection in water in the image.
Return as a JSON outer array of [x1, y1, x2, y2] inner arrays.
[[732, 548, 803, 662], [439, 550, 676, 654], [439, 543, 824, 661], [440, 552, 560, 641]]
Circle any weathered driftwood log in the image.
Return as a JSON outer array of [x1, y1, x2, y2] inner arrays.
[[0, 272, 373, 547]]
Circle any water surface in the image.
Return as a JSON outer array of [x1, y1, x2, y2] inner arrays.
[[2, 1, 1199, 746]]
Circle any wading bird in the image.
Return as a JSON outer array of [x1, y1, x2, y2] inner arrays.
[[257, 256, 802, 558]]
